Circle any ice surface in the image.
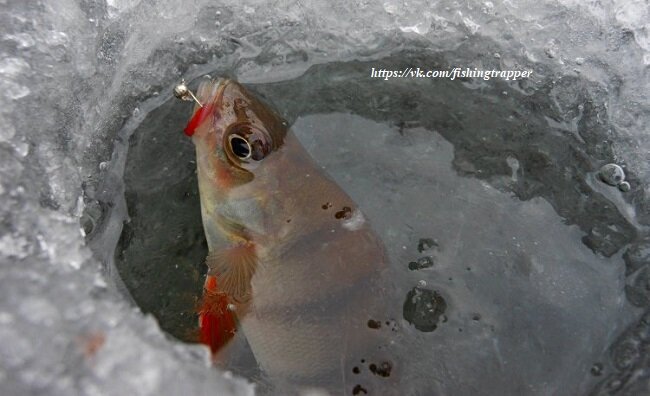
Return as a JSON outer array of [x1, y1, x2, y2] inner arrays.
[[1, 0, 649, 395]]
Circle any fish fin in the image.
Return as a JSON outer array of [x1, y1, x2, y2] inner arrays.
[[206, 243, 257, 302], [198, 275, 237, 355]]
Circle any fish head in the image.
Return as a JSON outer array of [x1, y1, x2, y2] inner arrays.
[[186, 78, 287, 192]]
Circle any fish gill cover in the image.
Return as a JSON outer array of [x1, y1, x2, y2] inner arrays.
[[0, 0, 649, 395]]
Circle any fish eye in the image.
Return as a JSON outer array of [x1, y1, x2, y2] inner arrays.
[[228, 135, 252, 160], [224, 123, 273, 166]]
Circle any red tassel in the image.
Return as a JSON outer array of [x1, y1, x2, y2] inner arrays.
[[184, 103, 215, 137]]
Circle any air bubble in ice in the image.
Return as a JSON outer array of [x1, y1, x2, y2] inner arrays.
[[590, 362, 604, 376], [408, 256, 434, 271], [506, 155, 519, 182], [598, 163, 626, 186], [417, 238, 438, 253], [403, 287, 447, 332], [11, 141, 29, 157], [618, 181, 631, 192]]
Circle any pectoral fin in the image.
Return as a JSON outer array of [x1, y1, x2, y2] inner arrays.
[[206, 243, 258, 302]]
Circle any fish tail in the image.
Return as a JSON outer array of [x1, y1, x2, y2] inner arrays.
[[198, 275, 237, 355]]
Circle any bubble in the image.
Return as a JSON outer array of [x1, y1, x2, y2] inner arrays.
[[590, 362, 603, 376], [417, 238, 438, 253], [408, 256, 434, 271], [506, 155, 520, 181], [402, 287, 447, 332], [367, 319, 381, 329], [11, 141, 29, 157], [368, 361, 392, 377], [618, 181, 631, 192], [598, 163, 626, 186]]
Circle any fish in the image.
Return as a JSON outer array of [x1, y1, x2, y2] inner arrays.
[[184, 78, 397, 394]]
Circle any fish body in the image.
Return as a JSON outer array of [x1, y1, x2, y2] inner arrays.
[[187, 79, 395, 393]]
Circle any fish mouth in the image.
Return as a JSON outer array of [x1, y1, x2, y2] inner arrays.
[[184, 78, 231, 137], [196, 77, 230, 108]]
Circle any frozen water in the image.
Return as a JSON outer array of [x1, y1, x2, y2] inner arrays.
[[1, 0, 649, 395]]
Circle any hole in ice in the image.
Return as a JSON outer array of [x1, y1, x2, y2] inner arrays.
[[110, 47, 644, 393]]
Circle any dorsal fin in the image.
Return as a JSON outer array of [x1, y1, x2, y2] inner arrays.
[[206, 243, 258, 303]]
